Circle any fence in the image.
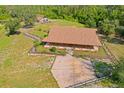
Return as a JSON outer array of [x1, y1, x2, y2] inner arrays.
[[66, 77, 106, 88], [99, 37, 119, 65]]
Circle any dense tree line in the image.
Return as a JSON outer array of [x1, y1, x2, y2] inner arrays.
[[0, 5, 124, 37]]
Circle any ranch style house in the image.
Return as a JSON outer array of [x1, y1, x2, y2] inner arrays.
[[42, 26, 102, 51]]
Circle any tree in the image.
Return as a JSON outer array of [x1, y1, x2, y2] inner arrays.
[[5, 18, 20, 36], [0, 6, 11, 20], [116, 26, 124, 38], [23, 13, 35, 27], [2, 5, 124, 37], [111, 58, 124, 87], [98, 19, 119, 36], [49, 47, 56, 52]]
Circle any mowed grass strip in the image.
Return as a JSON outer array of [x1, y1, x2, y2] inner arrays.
[[36, 45, 66, 55], [73, 47, 107, 59]]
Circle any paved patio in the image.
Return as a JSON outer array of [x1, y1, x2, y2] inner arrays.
[[51, 54, 96, 88]]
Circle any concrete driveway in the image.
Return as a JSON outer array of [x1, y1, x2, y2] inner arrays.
[[51, 54, 96, 88]]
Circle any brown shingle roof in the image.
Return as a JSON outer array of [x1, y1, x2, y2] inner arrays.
[[42, 26, 101, 46]]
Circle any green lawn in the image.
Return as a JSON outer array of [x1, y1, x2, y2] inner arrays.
[[36, 45, 66, 55], [29, 19, 86, 39], [29, 24, 49, 38], [52, 19, 85, 27], [0, 28, 58, 87], [105, 41, 124, 59], [73, 47, 107, 59]]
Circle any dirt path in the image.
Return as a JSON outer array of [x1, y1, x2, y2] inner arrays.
[[23, 32, 41, 41], [19, 28, 41, 41]]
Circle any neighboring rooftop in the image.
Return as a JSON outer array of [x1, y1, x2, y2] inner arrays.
[[42, 26, 101, 46]]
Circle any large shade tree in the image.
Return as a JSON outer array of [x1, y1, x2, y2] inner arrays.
[[98, 19, 119, 36], [116, 26, 124, 38], [5, 18, 20, 36]]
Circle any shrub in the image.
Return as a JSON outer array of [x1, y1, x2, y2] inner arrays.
[[44, 34, 48, 37], [116, 26, 124, 38], [49, 47, 56, 52], [38, 28, 42, 31], [5, 18, 20, 36], [33, 41, 42, 47], [92, 60, 113, 78], [40, 42, 46, 46]]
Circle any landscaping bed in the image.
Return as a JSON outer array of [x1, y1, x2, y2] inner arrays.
[[73, 47, 108, 59], [36, 46, 66, 56], [92, 60, 113, 78]]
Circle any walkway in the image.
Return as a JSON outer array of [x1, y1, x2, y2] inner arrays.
[[51, 54, 96, 88]]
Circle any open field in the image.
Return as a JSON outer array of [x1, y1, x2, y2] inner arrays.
[[0, 28, 58, 87], [51, 19, 86, 27], [105, 40, 124, 59]]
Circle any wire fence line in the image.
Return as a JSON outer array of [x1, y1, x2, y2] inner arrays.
[[66, 76, 106, 88], [99, 37, 119, 65]]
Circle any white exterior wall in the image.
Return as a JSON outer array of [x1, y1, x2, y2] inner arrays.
[[75, 47, 95, 51], [44, 43, 99, 51], [93, 46, 99, 51]]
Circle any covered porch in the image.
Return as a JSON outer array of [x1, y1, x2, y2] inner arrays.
[[44, 42, 99, 51]]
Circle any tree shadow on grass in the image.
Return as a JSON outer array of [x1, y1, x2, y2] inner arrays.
[[107, 37, 124, 45], [23, 25, 33, 29], [15, 31, 21, 35], [9, 31, 21, 36]]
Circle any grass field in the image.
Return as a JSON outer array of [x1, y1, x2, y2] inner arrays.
[[29, 24, 49, 38], [51, 19, 86, 27], [73, 47, 107, 59], [0, 27, 58, 87], [105, 41, 124, 59]]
